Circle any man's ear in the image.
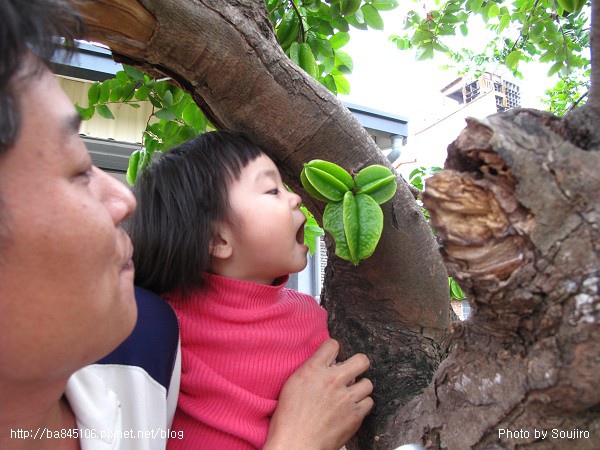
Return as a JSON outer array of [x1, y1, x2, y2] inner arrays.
[[209, 232, 233, 260]]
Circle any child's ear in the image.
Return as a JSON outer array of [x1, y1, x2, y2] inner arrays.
[[209, 232, 233, 260]]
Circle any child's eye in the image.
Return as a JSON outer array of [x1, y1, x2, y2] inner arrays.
[[267, 188, 280, 195]]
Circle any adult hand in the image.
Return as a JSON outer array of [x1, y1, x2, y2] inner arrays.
[[264, 339, 373, 450]]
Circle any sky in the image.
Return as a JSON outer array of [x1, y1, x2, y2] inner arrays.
[[338, 7, 556, 128]]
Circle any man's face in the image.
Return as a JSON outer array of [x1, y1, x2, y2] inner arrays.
[[0, 63, 137, 384]]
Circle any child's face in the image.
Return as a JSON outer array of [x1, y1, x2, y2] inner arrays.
[[214, 153, 308, 285]]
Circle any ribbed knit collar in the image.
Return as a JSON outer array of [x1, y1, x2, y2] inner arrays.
[[169, 273, 290, 311]]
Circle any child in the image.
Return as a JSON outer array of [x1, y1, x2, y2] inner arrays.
[[128, 131, 330, 450]]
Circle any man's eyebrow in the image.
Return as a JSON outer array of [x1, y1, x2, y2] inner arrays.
[[64, 113, 82, 135]]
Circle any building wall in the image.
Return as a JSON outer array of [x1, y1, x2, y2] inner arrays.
[[397, 90, 498, 179], [57, 76, 154, 143]]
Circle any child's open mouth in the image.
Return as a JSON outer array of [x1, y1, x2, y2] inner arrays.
[[296, 219, 306, 245]]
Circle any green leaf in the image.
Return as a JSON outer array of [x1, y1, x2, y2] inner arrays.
[[154, 81, 169, 98], [99, 81, 111, 103], [149, 95, 162, 109], [154, 108, 177, 121], [289, 41, 300, 65], [75, 103, 95, 121], [468, 0, 484, 13], [162, 90, 174, 108], [323, 74, 338, 94], [548, 61, 563, 77], [115, 71, 129, 84], [177, 125, 199, 143], [415, 44, 434, 60], [340, 0, 362, 16], [371, 0, 399, 11], [393, 37, 411, 50], [87, 82, 100, 105], [506, 50, 521, 70], [361, 5, 384, 30], [123, 65, 145, 81], [433, 41, 450, 53], [331, 16, 349, 32], [135, 85, 150, 101], [163, 121, 179, 139], [334, 50, 353, 71], [487, 3, 500, 18], [342, 191, 384, 265], [96, 104, 114, 119], [313, 38, 334, 60], [147, 122, 165, 137], [171, 88, 185, 105], [498, 13, 510, 33], [126, 150, 141, 185], [144, 135, 159, 153], [449, 277, 465, 299], [346, 11, 368, 30], [438, 25, 456, 36], [320, 55, 335, 74], [539, 50, 557, 63], [301, 205, 324, 256], [323, 201, 352, 262], [332, 73, 350, 95], [122, 82, 136, 101], [440, 14, 461, 24], [410, 175, 423, 191], [306, 160, 354, 189], [299, 43, 319, 79], [109, 85, 123, 102], [330, 31, 350, 50], [182, 103, 206, 129], [411, 29, 431, 45], [343, 191, 360, 263]]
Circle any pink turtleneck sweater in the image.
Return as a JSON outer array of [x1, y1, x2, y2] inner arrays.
[[165, 273, 329, 450]]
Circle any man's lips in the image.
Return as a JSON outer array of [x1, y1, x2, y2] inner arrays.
[[122, 258, 134, 272], [120, 240, 134, 271]]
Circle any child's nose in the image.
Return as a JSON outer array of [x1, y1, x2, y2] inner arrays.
[[290, 191, 302, 209]]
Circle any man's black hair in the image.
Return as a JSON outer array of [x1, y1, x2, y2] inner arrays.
[[0, 0, 83, 154]]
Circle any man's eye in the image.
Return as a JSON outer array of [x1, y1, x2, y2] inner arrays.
[[77, 168, 93, 182]]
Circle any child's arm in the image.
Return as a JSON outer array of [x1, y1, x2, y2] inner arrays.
[[263, 339, 373, 450]]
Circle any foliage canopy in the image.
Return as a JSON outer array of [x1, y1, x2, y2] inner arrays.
[[390, 0, 591, 115]]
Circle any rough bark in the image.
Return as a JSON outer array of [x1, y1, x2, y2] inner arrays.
[[75, 0, 450, 445], [382, 108, 600, 449]]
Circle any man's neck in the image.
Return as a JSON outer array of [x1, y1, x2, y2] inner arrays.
[[0, 381, 79, 450]]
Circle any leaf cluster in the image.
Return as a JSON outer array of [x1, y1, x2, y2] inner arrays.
[[268, 0, 399, 94], [76, 65, 212, 184], [390, 0, 591, 113]]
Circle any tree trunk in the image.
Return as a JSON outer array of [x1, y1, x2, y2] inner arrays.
[[383, 108, 600, 449], [74, 0, 600, 449]]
